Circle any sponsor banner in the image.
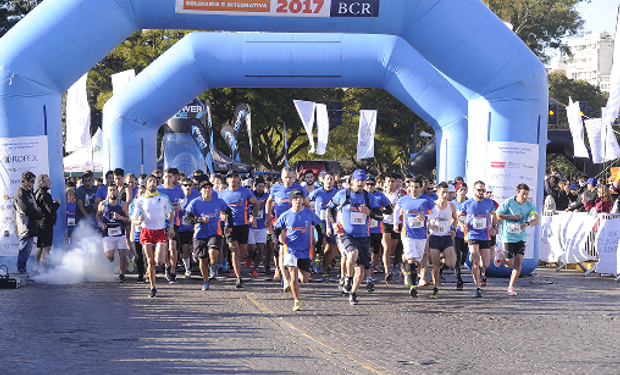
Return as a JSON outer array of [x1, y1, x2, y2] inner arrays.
[[603, 120, 620, 161], [486, 141, 538, 258], [0, 135, 49, 256], [65, 73, 91, 153], [603, 4, 620, 124], [584, 118, 604, 163], [175, 0, 379, 17], [594, 216, 620, 274], [567, 98, 589, 158], [315, 103, 328, 155], [538, 214, 564, 262], [293, 100, 316, 154], [357, 109, 376, 159], [559, 213, 598, 264], [232, 103, 251, 161], [220, 124, 239, 160], [63, 128, 103, 173]]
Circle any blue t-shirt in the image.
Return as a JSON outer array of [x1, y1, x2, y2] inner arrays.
[[66, 201, 76, 229], [269, 183, 308, 222], [397, 195, 435, 239], [251, 190, 270, 230], [157, 186, 185, 227], [274, 208, 322, 259], [496, 196, 538, 243], [128, 200, 141, 241], [186, 197, 229, 239], [308, 187, 339, 225], [453, 199, 467, 239], [458, 198, 497, 241], [370, 191, 391, 234], [219, 186, 255, 226], [95, 185, 108, 201], [327, 189, 379, 238], [178, 190, 201, 233]]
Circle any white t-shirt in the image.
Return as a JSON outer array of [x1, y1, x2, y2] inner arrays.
[[131, 194, 172, 230]]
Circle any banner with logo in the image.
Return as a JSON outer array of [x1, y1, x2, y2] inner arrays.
[[559, 212, 598, 265], [175, 0, 380, 17], [0, 135, 50, 256], [204, 99, 215, 174], [232, 103, 251, 161], [538, 214, 564, 262], [603, 4, 620, 124], [603, 120, 620, 161], [594, 216, 620, 274], [65, 73, 91, 153], [293, 100, 316, 154], [111, 69, 135, 93], [584, 118, 604, 163], [220, 124, 239, 160], [567, 98, 589, 158], [63, 128, 103, 172], [486, 141, 539, 258], [316, 103, 329, 155], [357, 109, 377, 159]]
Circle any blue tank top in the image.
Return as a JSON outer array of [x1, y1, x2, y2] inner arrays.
[[66, 201, 76, 228], [102, 201, 125, 237]]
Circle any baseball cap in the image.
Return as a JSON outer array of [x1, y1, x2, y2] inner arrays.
[[486, 186, 494, 192], [570, 184, 579, 190], [199, 180, 213, 190], [587, 177, 598, 186], [352, 169, 367, 180], [448, 184, 456, 193], [455, 181, 468, 191], [318, 170, 326, 178], [367, 174, 376, 182], [289, 189, 304, 200]]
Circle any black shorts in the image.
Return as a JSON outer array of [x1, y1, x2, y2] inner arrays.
[[37, 224, 54, 247], [467, 239, 491, 249], [339, 234, 372, 269], [178, 231, 193, 247], [320, 223, 337, 244], [294, 258, 313, 274], [370, 233, 382, 255], [503, 241, 526, 259], [429, 235, 453, 252], [225, 225, 249, 245], [490, 235, 497, 247], [193, 236, 222, 259], [383, 223, 400, 239]]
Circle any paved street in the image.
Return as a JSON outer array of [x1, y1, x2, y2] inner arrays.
[[2, 266, 620, 374]]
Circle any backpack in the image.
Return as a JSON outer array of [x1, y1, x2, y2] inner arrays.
[[337, 188, 371, 211]]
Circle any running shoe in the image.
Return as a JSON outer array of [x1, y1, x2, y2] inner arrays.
[[208, 266, 217, 280], [250, 269, 259, 277], [168, 273, 177, 284], [293, 300, 302, 311], [409, 285, 418, 298], [321, 273, 330, 283], [373, 264, 381, 273], [283, 283, 291, 293], [439, 272, 447, 282], [202, 281, 210, 291], [349, 292, 359, 305], [494, 249, 503, 267], [245, 256, 252, 268], [430, 288, 438, 299], [137, 275, 145, 284], [235, 278, 243, 289], [456, 279, 464, 291], [480, 277, 487, 287], [418, 278, 431, 287], [149, 288, 157, 298], [185, 270, 192, 279], [273, 269, 281, 281], [403, 272, 412, 287], [392, 265, 401, 276], [385, 273, 393, 284], [473, 288, 482, 298], [118, 274, 125, 283], [507, 287, 517, 296], [313, 258, 321, 273], [228, 272, 236, 278], [128, 261, 135, 273], [343, 278, 353, 294], [164, 264, 171, 281], [367, 278, 375, 293]]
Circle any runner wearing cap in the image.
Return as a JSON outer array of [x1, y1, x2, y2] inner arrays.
[[447, 184, 456, 202], [326, 169, 383, 305], [364, 175, 393, 286]]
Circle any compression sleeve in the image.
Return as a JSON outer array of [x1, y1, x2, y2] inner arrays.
[[369, 206, 383, 221], [183, 210, 199, 225]]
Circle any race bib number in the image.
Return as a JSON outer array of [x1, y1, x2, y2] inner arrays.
[[437, 224, 450, 233], [67, 217, 76, 227], [108, 226, 122, 236], [256, 210, 264, 220], [351, 211, 366, 225], [472, 217, 487, 230], [369, 219, 378, 229], [407, 216, 424, 229], [508, 222, 522, 234], [309, 201, 316, 210], [320, 209, 326, 220]]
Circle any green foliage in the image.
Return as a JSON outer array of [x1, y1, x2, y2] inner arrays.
[[0, 0, 42, 37], [548, 71, 609, 126]]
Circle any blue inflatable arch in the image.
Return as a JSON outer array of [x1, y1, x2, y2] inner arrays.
[[0, 0, 547, 275]]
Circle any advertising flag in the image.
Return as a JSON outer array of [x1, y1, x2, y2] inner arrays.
[[603, 5, 620, 124], [293, 100, 316, 153], [584, 118, 604, 163], [316, 103, 329, 155], [111, 69, 135, 93], [65, 73, 91, 152], [357, 110, 377, 159], [567, 98, 589, 158], [220, 125, 239, 160]]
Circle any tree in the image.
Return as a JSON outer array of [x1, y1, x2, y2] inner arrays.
[[548, 71, 609, 126], [483, 0, 586, 63], [0, 0, 42, 37]]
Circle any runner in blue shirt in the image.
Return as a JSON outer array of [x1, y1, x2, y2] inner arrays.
[[496, 183, 539, 296], [457, 180, 497, 298], [364, 175, 393, 285], [178, 178, 201, 278], [452, 181, 468, 290], [157, 168, 185, 284], [218, 171, 259, 288], [184, 180, 233, 291], [247, 177, 270, 276], [326, 169, 383, 305], [308, 171, 340, 282], [274, 188, 323, 311]]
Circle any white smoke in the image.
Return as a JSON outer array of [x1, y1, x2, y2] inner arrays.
[[33, 221, 116, 284]]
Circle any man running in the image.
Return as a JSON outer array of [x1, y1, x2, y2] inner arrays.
[[179, 177, 201, 278], [496, 183, 539, 296], [248, 177, 269, 276], [157, 168, 184, 284], [364, 175, 393, 284], [452, 181, 468, 290], [381, 173, 403, 284], [97, 184, 130, 282], [427, 182, 457, 299], [326, 169, 383, 305], [274, 189, 323, 311], [131, 175, 175, 298], [457, 180, 497, 298]]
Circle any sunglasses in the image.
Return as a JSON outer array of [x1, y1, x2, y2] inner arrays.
[[476, 188, 486, 192], [366, 183, 375, 186], [182, 184, 192, 187]]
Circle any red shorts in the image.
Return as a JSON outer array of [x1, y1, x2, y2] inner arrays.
[[140, 228, 168, 245]]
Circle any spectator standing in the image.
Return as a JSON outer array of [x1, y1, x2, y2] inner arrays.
[[13, 171, 43, 274], [33, 174, 60, 274]]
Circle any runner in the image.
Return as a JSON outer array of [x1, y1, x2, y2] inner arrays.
[[96, 184, 130, 282], [381, 173, 403, 284], [457, 180, 497, 298], [128, 184, 147, 283], [131, 175, 175, 298], [179, 178, 201, 278], [274, 189, 323, 311], [157, 168, 185, 284], [326, 169, 383, 305], [452, 181, 468, 290], [394, 177, 439, 298], [495, 183, 539, 296], [247, 176, 269, 276], [364, 175, 393, 288], [218, 171, 259, 289], [481, 187, 500, 286], [183, 180, 233, 291], [427, 182, 457, 299]]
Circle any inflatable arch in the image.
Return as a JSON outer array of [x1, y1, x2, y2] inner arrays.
[[0, 0, 547, 275]]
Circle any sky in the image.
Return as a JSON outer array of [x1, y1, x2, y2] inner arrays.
[[575, 0, 619, 35]]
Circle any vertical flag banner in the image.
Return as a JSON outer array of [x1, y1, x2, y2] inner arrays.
[[220, 124, 239, 160], [231, 103, 252, 161], [111, 69, 136, 93], [357, 109, 377, 159], [603, 4, 620, 124], [584, 118, 604, 164], [204, 99, 215, 174], [293, 100, 316, 153], [63, 128, 103, 172], [316, 103, 329, 155], [604, 120, 620, 161], [246, 106, 253, 161], [283, 121, 289, 167], [65, 73, 91, 152], [567, 98, 589, 158]]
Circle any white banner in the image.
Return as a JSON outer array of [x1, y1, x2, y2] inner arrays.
[[604, 120, 620, 161], [538, 214, 564, 262], [603, 5, 620, 124], [111, 69, 135, 93], [293, 100, 316, 154], [584, 118, 604, 164], [316, 103, 329, 155], [567, 98, 589, 158], [63, 128, 103, 173], [0, 136, 50, 256], [595, 216, 620, 274], [357, 110, 377, 160], [65, 73, 91, 153], [486, 141, 539, 258], [559, 212, 598, 264]]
